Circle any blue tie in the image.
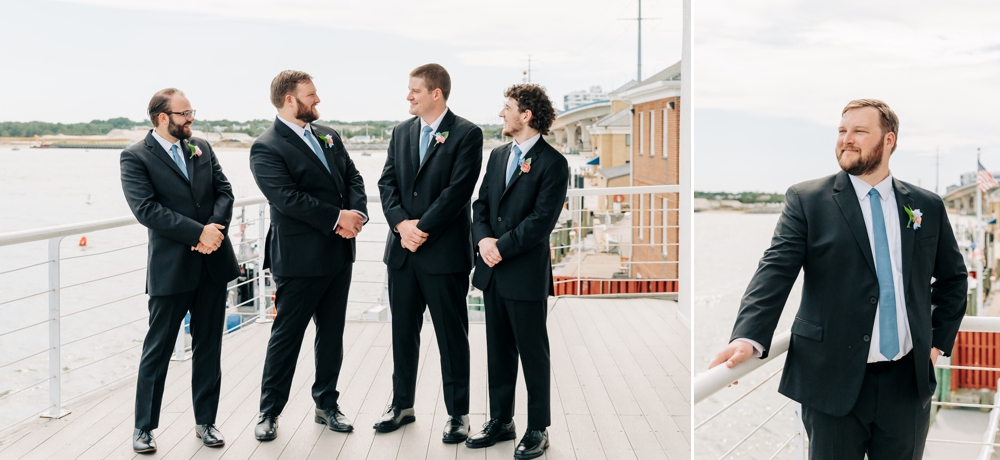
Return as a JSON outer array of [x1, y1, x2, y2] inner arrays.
[[304, 130, 331, 174], [869, 188, 900, 360], [419, 125, 433, 164], [506, 145, 522, 187], [170, 145, 189, 181]]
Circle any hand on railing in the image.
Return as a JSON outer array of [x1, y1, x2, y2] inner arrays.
[[708, 340, 756, 385]]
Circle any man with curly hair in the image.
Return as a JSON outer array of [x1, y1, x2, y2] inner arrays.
[[466, 84, 568, 459]]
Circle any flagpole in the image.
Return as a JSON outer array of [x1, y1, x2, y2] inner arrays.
[[977, 148, 984, 316]]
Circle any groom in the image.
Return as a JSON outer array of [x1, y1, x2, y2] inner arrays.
[[710, 99, 967, 459], [250, 70, 367, 441]]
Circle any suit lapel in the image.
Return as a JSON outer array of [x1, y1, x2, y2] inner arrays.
[[145, 133, 190, 183], [893, 178, 915, 295], [416, 110, 456, 179], [491, 144, 510, 206], [274, 118, 342, 193], [500, 138, 545, 202], [180, 139, 196, 191], [311, 124, 347, 195], [409, 118, 420, 173], [832, 171, 877, 278]]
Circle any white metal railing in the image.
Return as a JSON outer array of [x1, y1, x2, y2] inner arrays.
[[0, 184, 683, 433], [693, 315, 1000, 460]]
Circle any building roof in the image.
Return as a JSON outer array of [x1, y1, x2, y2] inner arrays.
[[639, 61, 682, 86], [593, 108, 632, 128], [608, 79, 639, 97], [597, 163, 631, 179]]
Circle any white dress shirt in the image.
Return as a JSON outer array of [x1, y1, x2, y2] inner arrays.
[[737, 173, 912, 363], [275, 115, 368, 229], [506, 133, 541, 180], [151, 130, 183, 167]]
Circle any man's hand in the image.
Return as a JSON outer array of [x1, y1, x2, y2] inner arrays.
[[396, 219, 428, 252], [478, 237, 502, 267], [199, 223, 225, 252], [191, 242, 215, 254], [336, 210, 364, 239], [931, 347, 942, 367], [708, 340, 756, 385]]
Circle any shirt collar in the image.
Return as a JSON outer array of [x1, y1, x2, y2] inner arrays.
[[419, 108, 449, 134], [150, 129, 181, 155], [850, 172, 894, 202], [276, 114, 313, 137], [513, 133, 541, 156]]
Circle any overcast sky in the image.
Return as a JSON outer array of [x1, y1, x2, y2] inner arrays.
[[0, 0, 680, 126], [694, 1, 1000, 194]]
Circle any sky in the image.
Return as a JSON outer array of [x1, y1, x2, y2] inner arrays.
[[0, 0, 681, 126], [694, 0, 1000, 194]]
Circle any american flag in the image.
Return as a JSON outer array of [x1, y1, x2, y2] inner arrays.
[[979, 161, 999, 193]]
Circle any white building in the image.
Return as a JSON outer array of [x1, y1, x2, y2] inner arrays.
[[563, 86, 608, 111]]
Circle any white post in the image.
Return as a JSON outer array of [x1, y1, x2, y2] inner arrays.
[[678, 0, 693, 320], [792, 401, 807, 460], [978, 150, 985, 316], [41, 238, 69, 419], [171, 323, 187, 361], [256, 203, 272, 324]]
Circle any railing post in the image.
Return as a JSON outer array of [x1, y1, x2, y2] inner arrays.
[[171, 322, 188, 361], [792, 401, 806, 460], [256, 203, 272, 324], [42, 237, 69, 419]]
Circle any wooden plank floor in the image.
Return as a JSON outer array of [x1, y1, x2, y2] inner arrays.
[[0, 297, 690, 459]]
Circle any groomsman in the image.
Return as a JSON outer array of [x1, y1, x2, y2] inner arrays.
[[468, 84, 567, 459], [121, 88, 239, 453], [249, 70, 368, 441], [375, 63, 483, 442]]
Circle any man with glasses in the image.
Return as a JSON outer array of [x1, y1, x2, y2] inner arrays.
[[120, 88, 239, 453]]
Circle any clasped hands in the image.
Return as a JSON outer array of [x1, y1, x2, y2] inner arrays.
[[335, 210, 365, 239], [396, 219, 428, 252], [191, 223, 225, 254], [478, 237, 502, 267]]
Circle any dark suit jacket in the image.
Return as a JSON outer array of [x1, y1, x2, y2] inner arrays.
[[120, 132, 240, 296], [471, 138, 569, 301], [730, 171, 968, 416], [249, 118, 367, 278], [378, 110, 483, 274]]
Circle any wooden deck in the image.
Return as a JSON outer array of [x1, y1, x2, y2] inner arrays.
[[0, 297, 690, 459]]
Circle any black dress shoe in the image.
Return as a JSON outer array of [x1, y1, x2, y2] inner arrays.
[[514, 429, 549, 459], [465, 418, 516, 449], [194, 424, 225, 447], [133, 428, 156, 453], [254, 413, 278, 441], [315, 406, 354, 432], [372, 405, 415, 433], [442, 414, 470, 443]]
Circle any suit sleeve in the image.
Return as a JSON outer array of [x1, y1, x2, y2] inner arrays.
[[415, 126, 484, 235], [729, 186, 808, 357], [495, 158, 569, 259], [249, 141, 340, 235], [929, 199, 969, 356], [205, 142, 235, 231], [471, 150, 496, 245], [378, 126, 409, 230], [120, 150, 203, 246]]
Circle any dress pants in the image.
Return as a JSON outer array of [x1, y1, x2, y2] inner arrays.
[[135, 263, 226, 430], [259, 262, 352, 415], [388, 258, 470, 415], [483, 277, 551, 429], [801, 352, 930, 460]]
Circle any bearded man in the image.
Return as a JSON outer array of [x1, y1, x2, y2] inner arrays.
[[709, 99, 968, 460], [249, 70, 367, 441], [121, 88, 239, 453]]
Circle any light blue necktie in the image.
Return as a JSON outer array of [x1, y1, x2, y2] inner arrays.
[[419, 125, 433, 164], [869, 188, 900, 360], [304, 130, 331, 174], [506, 145, 522, 187], [170, 145, 189, 181]]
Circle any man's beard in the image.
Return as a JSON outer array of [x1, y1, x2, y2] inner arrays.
[[168, 117, 192, 140], [502, 119, 522, 138], [837, 138, 884, 176], [295, 97, 319, 124]]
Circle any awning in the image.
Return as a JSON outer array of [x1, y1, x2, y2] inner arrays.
[[586, 156, 600, 165]]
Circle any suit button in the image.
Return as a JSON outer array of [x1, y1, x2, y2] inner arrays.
[[863, 335, 871, 342], [498, 217, 502, 222], [869, 297, 877, 305], [196, 204, 201, 208], [413, 192, 418, 196]]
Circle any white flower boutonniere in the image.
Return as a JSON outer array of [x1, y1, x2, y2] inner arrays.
[[188, 143, 202, 159], [317, 134, 334, 148], [904, 205, 922, 229], [432, 131, 449, 147]]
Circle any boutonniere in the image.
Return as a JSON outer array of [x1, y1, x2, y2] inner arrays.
[[188, 143, 202, 159], [317, 134, 334, 149], [432, 131, 449, 147], [519, 157, 532, 175], [904, 205, 922, 229]]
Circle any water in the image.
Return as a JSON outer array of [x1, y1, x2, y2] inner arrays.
[[0, 145, 588, 431]]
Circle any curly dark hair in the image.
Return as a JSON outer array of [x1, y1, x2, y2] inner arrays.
[[504, 84, 556, 135]]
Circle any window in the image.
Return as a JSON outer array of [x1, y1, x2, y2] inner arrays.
[[638, 194, 644, 241], [625, 134, 631, 146], [649, 110, 656, 157], [662, 197, 669, 256], [638, 112, 644, 156], [662, 108, 669, 158]]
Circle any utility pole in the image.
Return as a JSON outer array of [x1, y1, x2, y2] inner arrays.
[[522, 55, 533, 83], [935, 146, 939, 195], [637, 0, 642, 82]]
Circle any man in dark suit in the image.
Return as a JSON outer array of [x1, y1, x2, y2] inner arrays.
[[249, 70, 368, 441], [467, 84, 567, 459], [710, 99, 968, 459], [374, 63, 483, 443], [121, 88, 240, 453]]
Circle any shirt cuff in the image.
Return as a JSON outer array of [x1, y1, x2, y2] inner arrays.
[[734, 338, 764, 358]]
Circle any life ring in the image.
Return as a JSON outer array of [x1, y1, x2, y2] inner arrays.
[[613, 194, 625, 203], [78, 236, 87, 246]]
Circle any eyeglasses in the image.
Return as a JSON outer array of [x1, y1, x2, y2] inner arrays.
[[164, 110, 197, 120]]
